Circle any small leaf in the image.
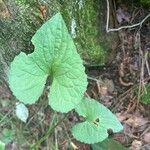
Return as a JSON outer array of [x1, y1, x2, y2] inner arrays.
[[0, 140, 5, 150], [71, 98, 123, 144], [140, 84, 150, 104], [0, 128, 14, 143], [15, 103, 29, 122], [8, 13, 87, 113], [91, 138, 129, 150]]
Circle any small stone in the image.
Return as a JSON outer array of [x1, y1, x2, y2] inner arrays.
[[130, 140, 142, 150], [143, 132, 150, 144]]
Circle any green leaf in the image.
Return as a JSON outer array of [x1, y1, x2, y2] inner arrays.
[[91, 138, 129, 150], [140, 84, 150, 104], [71, 98, 123, 144], [8, 13, 87, 113], [0, 140, 5, 150], [9, 52, 48, 104], [0, 128, 14, 143], [15, 103, 29, 122]]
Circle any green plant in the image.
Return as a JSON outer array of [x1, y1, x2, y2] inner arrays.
[[0, 140, 5, 150], [91, 138, 129, 150], [15, 0, 36, 5], [140, 84, 150, 104], [8, 13, 123, 144], [0, 128, 14, 144], [140, 0, 150, 5]]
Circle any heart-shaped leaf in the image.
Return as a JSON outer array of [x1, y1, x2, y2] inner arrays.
[[71, 98, 123, 144], [8, 13, 87, 113]]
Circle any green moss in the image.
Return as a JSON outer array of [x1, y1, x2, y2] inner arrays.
[[0, 0, 57, 78], [140, 0, 150, 5], [1, 0, 115, 72], [59, 0, 107, 64], [15, 0, 36, 5]]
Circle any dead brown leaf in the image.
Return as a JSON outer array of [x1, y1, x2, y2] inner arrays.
[[0, 0, 11, 18], [116, 7, 131, 23], [124, 114, 148, 128]]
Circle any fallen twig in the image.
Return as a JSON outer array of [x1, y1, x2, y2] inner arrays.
[[145, 51, 150, 76], [106, 0, 150, 32]]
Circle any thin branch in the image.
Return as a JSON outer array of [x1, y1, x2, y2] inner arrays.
[[106, 0, 110, 32], [106, 0, 150, 32], [87, 76, 98, 82], [145, 51, 150, 76]]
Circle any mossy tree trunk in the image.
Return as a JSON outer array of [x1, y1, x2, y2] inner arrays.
[[59, 0, 119, 65], [0, 0, 118, 83], [0, 0, 57, 80]]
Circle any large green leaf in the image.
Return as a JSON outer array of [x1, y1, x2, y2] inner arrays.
[[71, 98, 123, 144], [9, 52, 47, 104], [91, 138, 129, 150], [8, 13, 87, 113]]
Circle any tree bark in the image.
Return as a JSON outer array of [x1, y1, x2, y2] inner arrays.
[[0, 0, 118, 97]]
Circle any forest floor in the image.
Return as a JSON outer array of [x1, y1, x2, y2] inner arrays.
[[0, 1, 150, 150]]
